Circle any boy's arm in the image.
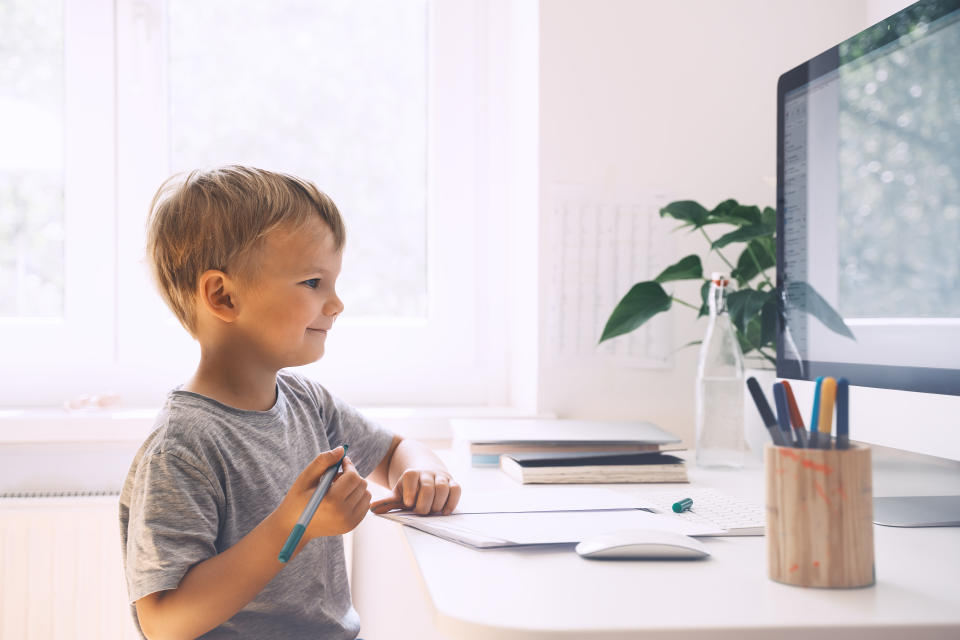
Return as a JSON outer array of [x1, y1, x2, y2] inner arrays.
[[369, 435, 462, 515], [136, 510, 290, 640], [136, 449, 369, 640]]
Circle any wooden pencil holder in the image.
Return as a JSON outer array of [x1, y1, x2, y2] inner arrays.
[[764, 443, 875, 588]]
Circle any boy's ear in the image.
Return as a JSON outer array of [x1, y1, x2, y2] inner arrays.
[[197, 270, 240, 323]]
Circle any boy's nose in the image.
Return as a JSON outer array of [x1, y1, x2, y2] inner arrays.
[[325, 293, 345, 317]]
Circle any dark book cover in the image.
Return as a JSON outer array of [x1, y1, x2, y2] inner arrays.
[[505, 451, 684, 468]]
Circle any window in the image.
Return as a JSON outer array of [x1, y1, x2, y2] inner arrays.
[[0, 0, 510, 408], [0, 0, 64, 318], [0, 0, 115, 374], [166, 0, 429, 318]]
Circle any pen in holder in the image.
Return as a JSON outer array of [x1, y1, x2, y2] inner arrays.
[[765, 443, 875, 588]]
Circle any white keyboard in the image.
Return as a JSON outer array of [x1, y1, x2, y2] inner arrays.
[[644, 488, 765, 536]]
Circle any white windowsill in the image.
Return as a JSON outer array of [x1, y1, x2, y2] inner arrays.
[[0, 405, 540, 445], [0, 405, 547, 496]]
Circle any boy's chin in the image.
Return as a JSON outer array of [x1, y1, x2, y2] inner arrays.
[[287, 350, 324, 368]]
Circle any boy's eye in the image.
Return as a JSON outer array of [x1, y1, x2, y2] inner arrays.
[[302, 278, 320, 288]]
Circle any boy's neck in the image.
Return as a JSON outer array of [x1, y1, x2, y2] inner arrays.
[[185, 352, 279, 412]]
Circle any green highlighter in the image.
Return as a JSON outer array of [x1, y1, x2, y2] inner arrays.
[[278, 445, 348, 563]]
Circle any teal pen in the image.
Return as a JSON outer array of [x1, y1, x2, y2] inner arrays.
[[808, 376, 824, 449], [278, 445, 348, 563]]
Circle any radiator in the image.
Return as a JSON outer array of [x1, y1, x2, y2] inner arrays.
[[0, 494, 139, 640], [0, 493, 357, 639]]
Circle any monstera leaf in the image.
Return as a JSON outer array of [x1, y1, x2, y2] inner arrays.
[[601, 198, 855, 362], [599, 281, 672, 343]]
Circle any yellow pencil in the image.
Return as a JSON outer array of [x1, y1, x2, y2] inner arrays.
[[817, 377, 837, 449]]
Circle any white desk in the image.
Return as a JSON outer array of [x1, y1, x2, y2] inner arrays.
[[391, 451, 960, 639]]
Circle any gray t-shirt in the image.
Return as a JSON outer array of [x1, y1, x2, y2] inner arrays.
[[119, 370, 395, 639]]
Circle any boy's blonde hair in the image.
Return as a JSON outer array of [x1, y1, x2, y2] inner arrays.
[[146, 165, 345, 335]]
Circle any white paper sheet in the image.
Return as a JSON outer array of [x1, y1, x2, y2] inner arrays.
[[452, 487, 653, 514], [381, 509, 725, 549]]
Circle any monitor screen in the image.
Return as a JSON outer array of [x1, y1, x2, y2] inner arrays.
[[776, 0, 960, 396]]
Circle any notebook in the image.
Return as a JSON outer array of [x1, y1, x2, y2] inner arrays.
[[500, 451, 688, 484]]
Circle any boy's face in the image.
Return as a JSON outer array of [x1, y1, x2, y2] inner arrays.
[[232, 216, 344, 369]]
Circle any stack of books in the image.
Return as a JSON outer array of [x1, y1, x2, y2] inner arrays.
[[451, 418, 687, 484]]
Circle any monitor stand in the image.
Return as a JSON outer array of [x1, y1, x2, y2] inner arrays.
[[873, 496, 960, 527], [870, 444, 960, 527]]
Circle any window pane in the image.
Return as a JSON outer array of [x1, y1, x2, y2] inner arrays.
[[168, 0, 428, 317], [0, 0, 64, 318]]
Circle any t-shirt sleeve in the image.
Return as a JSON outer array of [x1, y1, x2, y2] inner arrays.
[[317, 387, 396, 478], [124, 451, 223, 603]]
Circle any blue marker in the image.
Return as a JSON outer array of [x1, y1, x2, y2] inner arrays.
[[836, 378, 850, 450], [279, 445, 348, 563], [808, 376, 824, 449], [773, 382, 798, 448]]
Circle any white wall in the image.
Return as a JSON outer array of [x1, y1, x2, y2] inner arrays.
[[533, 0, 881, 445]]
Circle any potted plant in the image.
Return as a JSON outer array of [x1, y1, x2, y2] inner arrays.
[[598, 199, 854, 364]]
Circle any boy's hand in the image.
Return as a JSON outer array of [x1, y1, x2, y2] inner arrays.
[[275, 448, 371, 540], [369, 469, 461, 516]]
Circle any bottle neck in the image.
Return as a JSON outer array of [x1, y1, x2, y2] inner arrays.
[[709, 279, 730, 317]]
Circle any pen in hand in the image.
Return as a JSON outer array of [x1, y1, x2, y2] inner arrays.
[[278, 444, 349, 563]]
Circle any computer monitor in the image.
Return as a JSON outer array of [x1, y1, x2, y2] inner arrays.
[[776, 0, 960, 526]]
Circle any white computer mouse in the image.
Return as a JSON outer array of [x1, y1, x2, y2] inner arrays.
[[575, 529, 711, 560]]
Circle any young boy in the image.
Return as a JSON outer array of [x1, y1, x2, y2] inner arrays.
[[119, 166, 461, 639]]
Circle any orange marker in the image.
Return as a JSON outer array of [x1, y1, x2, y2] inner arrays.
[[817, 377, 837, 449], [779, 380, 809, 448]]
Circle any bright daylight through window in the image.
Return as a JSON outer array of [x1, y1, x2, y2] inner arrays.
[[0, 0, 502, 407], [0, 0, 64, 319], [167, 0, 428, 318]]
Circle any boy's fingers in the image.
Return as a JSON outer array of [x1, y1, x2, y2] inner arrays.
[[414, 475, 435, 514], [400, 471, 419, 508], [335, 456, 355, 480], [343, 479, 369, 511], [356, 485, 372, 512], [332, 468, 363, 497], [350, 489, 372, 523], [345, 477, 367, 503], [368, 495, 392, 509], [299, 447, 345, 488], [442, 483, 462, 515], [315, 446, 344, 466], [368, 501, 392, 514], [369, 496, 404, 514], [431, 477, 450, 513], [316, 447, 345, 472]]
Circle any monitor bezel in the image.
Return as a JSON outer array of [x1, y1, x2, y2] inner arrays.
[[775, 0, 960, 397]]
